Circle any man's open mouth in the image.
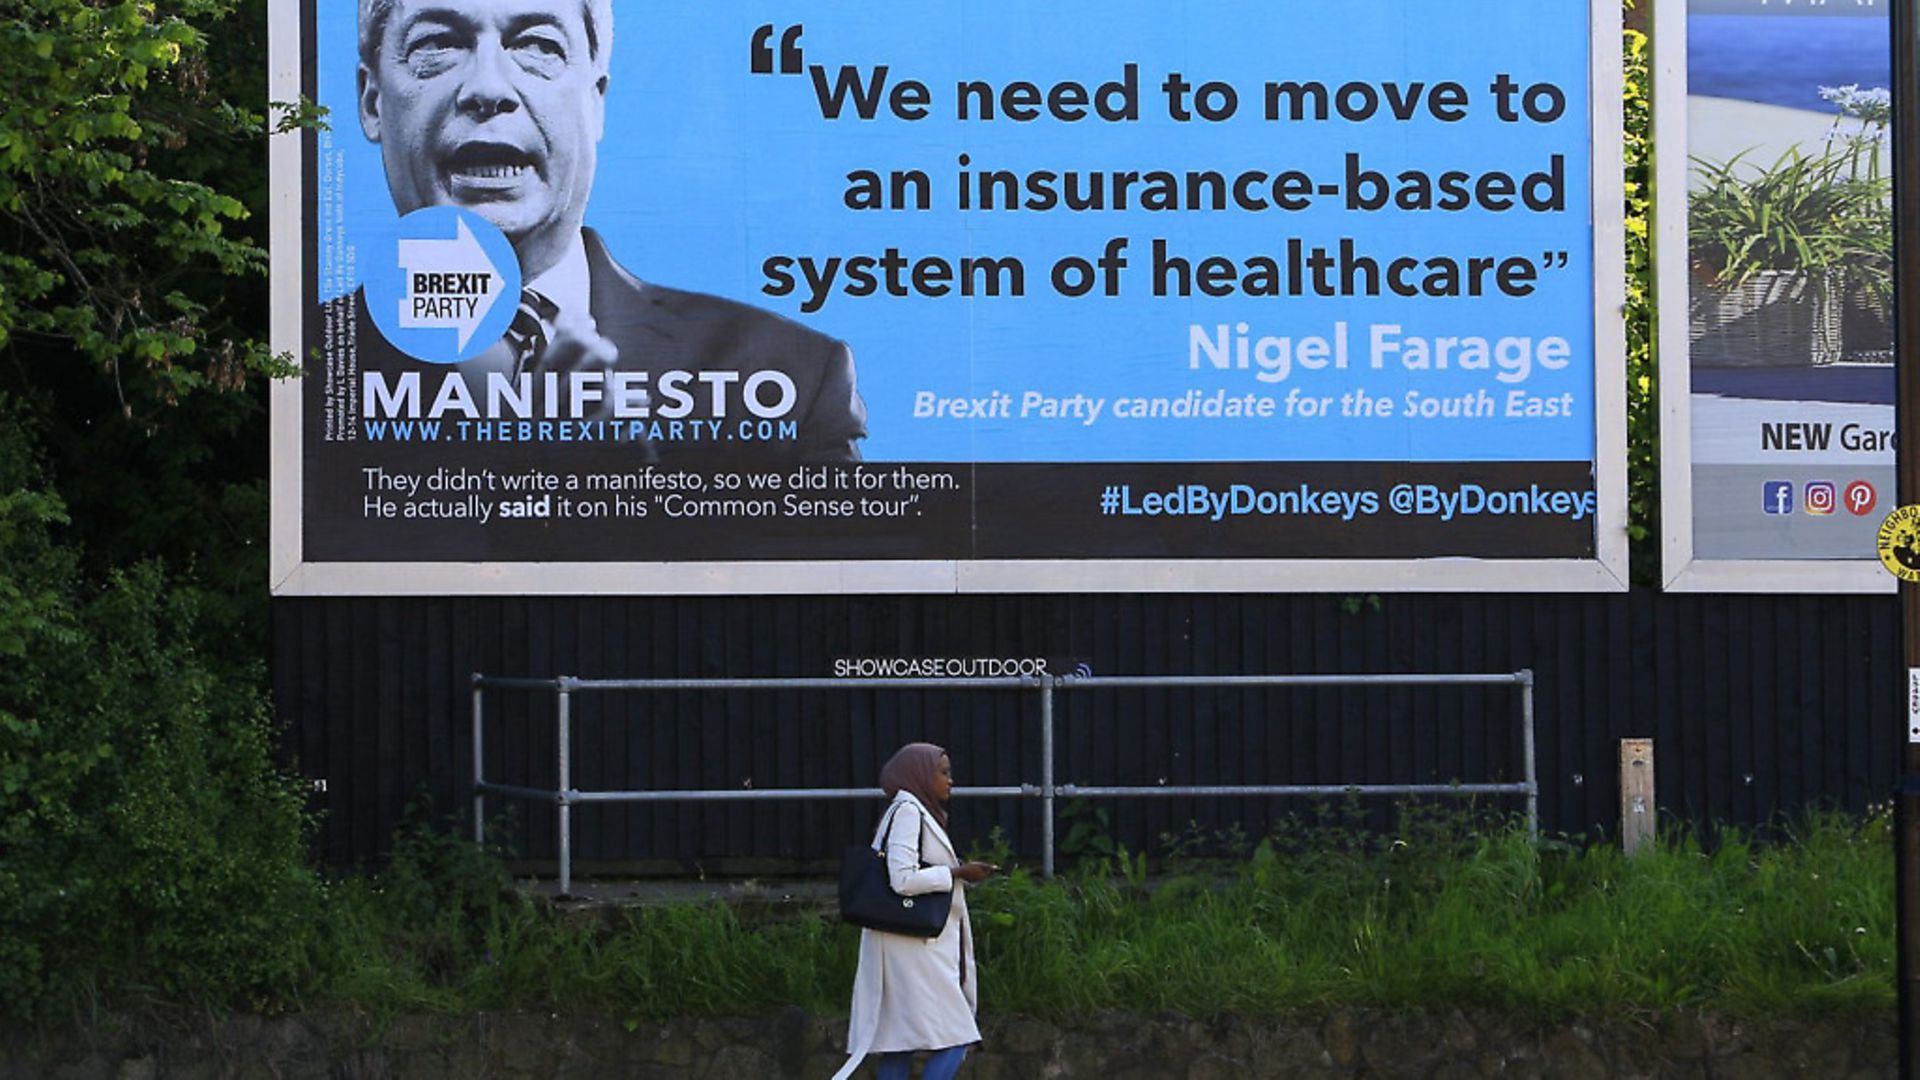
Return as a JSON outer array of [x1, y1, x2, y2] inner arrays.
[[444, 144, 539, 189]]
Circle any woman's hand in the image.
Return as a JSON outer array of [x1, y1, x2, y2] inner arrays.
[[955, 861, 1000, 883]]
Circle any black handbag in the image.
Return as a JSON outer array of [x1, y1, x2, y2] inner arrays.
[[839, 802, 953, 937]]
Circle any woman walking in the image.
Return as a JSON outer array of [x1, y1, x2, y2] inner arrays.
[[834, 743, 998, 1080]]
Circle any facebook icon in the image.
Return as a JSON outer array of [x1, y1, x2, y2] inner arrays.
[[1762, 481, 1794, 515]]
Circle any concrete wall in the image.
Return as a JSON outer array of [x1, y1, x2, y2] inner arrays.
[[4, 1007, 1894, 1078]]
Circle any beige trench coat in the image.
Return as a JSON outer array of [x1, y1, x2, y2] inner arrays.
[[832, 791, 980, 1078]]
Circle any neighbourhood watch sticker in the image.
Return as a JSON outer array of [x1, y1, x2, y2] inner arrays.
[[1876, 504, 1920, 583], [363, 206, 521, 364]]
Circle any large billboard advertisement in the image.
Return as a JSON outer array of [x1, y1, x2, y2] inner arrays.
[[270, 1, 1626, 595], [1657, 0, 1894, 592]]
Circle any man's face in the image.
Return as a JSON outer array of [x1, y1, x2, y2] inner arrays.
[[359, 0, 605, 248]]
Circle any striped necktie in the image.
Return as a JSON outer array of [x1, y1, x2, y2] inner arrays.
[[504, 288, 559, 377]]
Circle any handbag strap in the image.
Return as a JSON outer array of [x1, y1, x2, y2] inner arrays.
[[871, 801, 901, 853], [872, 800, 929, 867]]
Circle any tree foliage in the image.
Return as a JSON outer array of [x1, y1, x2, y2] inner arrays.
[[0, 1, 320, 1021], [1622, 26, 1656, 583], [0, 407, 323, 1021], [0, 0, 284, 653], [0, 0, 278, 417]]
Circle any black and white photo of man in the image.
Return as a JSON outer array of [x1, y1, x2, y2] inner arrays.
[[345, 0, 868, 461]]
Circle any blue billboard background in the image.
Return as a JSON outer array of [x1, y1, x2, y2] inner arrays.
[[314, 0, 1595, 465]]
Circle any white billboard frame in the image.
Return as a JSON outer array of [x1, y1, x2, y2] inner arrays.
[[270, 0, 1627, 596]]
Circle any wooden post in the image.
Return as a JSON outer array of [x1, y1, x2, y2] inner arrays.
[[1620, 739, 1654, 857]]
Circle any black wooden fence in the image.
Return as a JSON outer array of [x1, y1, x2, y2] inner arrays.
[[272, 589, 1901, 871]]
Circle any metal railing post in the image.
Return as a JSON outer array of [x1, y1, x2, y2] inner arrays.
[[1521, 668, 1538, 843], [557, 678, 573, 897], [472, 675, 485, 846], [1041, 677, 1056, 880]]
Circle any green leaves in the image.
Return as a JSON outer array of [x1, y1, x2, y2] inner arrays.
[[1621, 27, 1657, 574], [0, 403, 320, 1022], [0, 0, 274, 423], [1689, 149, 1890, 286]]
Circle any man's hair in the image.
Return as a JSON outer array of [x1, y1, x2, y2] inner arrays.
[[358, 0, 614, 74]]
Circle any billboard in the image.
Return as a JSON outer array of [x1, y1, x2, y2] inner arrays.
[[1656, 0, 1895, 592], [270, 1, 1626, 595]]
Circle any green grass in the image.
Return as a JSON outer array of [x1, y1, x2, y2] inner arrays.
[[977, 810, 1890, 1019], [309, 805, 1893, 1023]]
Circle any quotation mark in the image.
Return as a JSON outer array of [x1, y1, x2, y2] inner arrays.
[[750, 24, 805, 75], [1540, 251, 1569, 269]]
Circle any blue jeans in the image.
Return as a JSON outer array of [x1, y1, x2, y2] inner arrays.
[[875, 1044, 968, 1080]]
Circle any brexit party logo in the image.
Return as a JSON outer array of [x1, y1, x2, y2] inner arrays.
[[363, 207, 522, 363]]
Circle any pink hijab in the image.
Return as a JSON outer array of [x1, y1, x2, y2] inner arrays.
[[879, 742, 949, 829]]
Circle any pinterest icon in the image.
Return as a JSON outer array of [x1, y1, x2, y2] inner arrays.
[[1845, 481, 1878, 517]]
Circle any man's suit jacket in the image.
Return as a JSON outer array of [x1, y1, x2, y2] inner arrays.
[[331, 229, 868, 463]]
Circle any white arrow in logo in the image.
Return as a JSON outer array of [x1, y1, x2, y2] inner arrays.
[[396, 218, 505, 351]]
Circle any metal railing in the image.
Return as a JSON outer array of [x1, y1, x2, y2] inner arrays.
[[472, 671, 1537, 894]]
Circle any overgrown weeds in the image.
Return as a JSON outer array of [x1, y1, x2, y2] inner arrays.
[[314, 805, 1891, 1024], [318, 815, 856, 1020]]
